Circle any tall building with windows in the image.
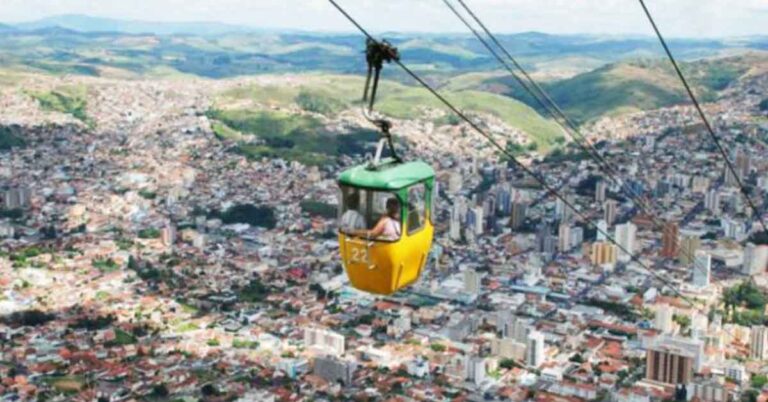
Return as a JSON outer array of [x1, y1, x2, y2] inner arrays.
[[615, 222, 636, 262], [743, 243, 768, 276], [661, 221, 679, 258], [604, 200, 618, 226], [692, 252, 711, 288], [596, 219, 608, 241], [750, 326, 768, 360], [526, 331, 545, 368], [464, 269, 481, 295], [705, 189, 721, 214], [313, 356, 356, 385], [304, 328, 345, 356], [655, 304, 674, 334], [555, 195, 572, 222], [645, 346, 695, 385], [678, 235, 701, 265], [558, 223, 571, 253], [510, 202, 527, 230], [591, 242, 617, 267], [595, 180, 607, 203]]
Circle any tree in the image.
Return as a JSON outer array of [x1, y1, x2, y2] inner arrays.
[[569, 353, 584, 363], [152, 384, 169, 398], [673, 314, 691, 331], [430, 343, 446, 353], [499, 358, 517, 370], [752, 374, 768, 389], [759, 98, 768, 112]]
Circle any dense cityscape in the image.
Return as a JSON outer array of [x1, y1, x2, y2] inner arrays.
[[0, 12, 768, 402]]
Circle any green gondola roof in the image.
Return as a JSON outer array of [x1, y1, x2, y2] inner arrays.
[[338, 159, 435, 191]]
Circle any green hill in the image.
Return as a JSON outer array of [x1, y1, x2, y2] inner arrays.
[[485, 56, 759, 125], [216, 74, 564, 152]]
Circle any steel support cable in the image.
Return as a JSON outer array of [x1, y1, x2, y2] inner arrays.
[[445, 0, 707, 271], [638, 0, 768, 236], [327, 0, 708, 311]]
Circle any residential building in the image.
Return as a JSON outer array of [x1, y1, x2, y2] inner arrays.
[[304, 327, 345, 356], [645, 346, 694, 385], [615, 222, 636, 262], [678, 235, 701, 265], [692, 252, 711, 288], [313, 356, 356, 385], [750, 326, 768, 360], [591, 241, 617, 266], [661, 221, 679, 258], [526, 331, 545, 368]]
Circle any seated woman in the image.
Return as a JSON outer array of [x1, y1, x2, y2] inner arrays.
[[353, 197, 401, 241]]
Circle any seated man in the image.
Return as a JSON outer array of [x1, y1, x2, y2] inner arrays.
[[340, 192, 366, 233]]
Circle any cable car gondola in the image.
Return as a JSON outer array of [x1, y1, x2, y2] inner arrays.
[[337, 40, 436, 295]]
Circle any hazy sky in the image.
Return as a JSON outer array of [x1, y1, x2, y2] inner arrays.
[[0, 0, 766, 38]]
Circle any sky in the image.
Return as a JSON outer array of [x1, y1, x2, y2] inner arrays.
[[0, 0, 766, 38]]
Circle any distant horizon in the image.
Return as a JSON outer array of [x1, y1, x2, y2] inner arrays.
[[1, 13, 767, 41], [0, 0, 766, 38]]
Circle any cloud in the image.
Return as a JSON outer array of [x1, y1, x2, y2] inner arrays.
[[0, 0, 764, 38]]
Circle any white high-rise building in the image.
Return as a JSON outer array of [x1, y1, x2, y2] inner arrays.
[[526, 331, 545, 368], [690, 313, 709, 340], [464, 269, 481, 295], [655, 304, 674, 334], [692, 251, 711, 287], [749, 326, 768, 360], [450, 200, 465, 241], [556, 195, 572, 222], [722, 217, 744, 240], [704, 189, 721, 214], [604, 199, 618, 225], [743, 243, 768, 276], [558, 223, 571, 253], [304, 328, 345, 356], [466, 356, 486, 385], [595, 180, 607, 203], [596, 219, 608, 241], [570, 227, 584, 249], [615, 222, 637, 262], [472, 206, 484, 235]]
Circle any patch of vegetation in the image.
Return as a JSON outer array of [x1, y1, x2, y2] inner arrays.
[[232, 339, 260, 349], [0, 208, 23, 218], [295, 89, 345, 115], [237, 278, 271, 303], [585, 298, 639, 321], [300, 200, 337, 219], [27, 85, 94, 127], [722, 281, 767, 326], [752, 374, 768, 389], [0, 126, 25, 150], [1, 309, 56, 326], [69, 314, 116, 330], [429, 343, 446, 352], [206, 108, 379, 166], [499, 358, 521, 370], [43, 375, 84, 394], [106, 328, 137, 347], [209, 203, 277, 229], [175, 322, 200, 333], [138, 189, 157, 200], [759, 99, 768, 112], [138, 228, 161, 239], [92, 258, 120, 272]]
